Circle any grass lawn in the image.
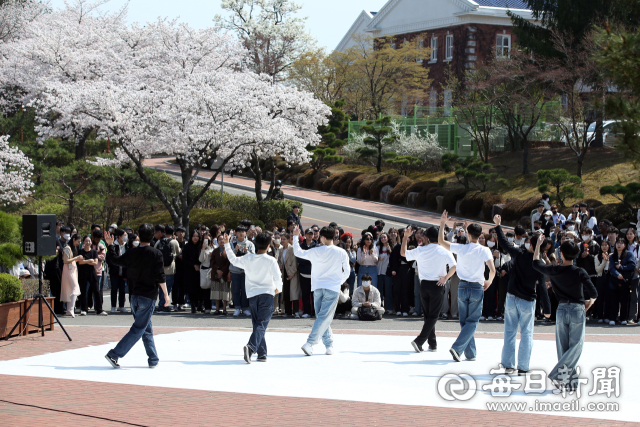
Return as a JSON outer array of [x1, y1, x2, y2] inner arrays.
[[329, 146, 640, 205]]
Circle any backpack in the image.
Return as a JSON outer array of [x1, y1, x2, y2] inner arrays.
[[357, 306, 380, 321], [156, 238, 174, 267]]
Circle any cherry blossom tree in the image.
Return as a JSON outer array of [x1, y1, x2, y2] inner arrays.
[[0, 135, 34, 205]]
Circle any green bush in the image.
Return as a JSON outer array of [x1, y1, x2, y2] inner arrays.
[[340, 173, 364, 195], [332, 172, 361, 193], [482, 193, 505, 220], [348, 174, 369, 196], [0, 273, 23, 304], [501, 196, 540, 222], [595, 203, 631, 228], [388, 180, 413, 204], [197, 191, 300, 225], [356, 175, 379, 199], [129, 209, 245, 231], [426, 188, 445, 210], [302, 172, 315, 189], [443, 189, 469, 213], [394, 181, 438, 205], [322, 174, 342, 192], [459, 192, 504, 218], [370, 175, 409, 201], [582, 199, 604, 209], [316, 177, 327, 190], [0, 211, 20, 245]]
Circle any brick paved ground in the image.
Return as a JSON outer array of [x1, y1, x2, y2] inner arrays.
[[0, 326, 638, 427]]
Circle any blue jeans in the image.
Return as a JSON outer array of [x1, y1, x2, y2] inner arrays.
[[451, 281, 484, 359], [107, 295, 158, 366], [501, 293, 535, 371], [549, 303, 585, 382], [158, 274, 174, 309], [347, 270, 356, 295], [357, 265, 378, 288], [307, 288, 340, 348], [414, 275, 421, 315], [231, 272, 248, 310], [378, 274, 393, 311], [247, 294, 275, 357]]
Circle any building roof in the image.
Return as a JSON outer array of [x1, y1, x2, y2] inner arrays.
[[471, 0, 529, 9]]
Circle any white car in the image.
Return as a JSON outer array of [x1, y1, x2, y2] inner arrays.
[[586, 120, 623, 147]]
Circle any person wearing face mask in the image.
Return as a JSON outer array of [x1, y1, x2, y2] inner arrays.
[[350, 274, 385, 320], [531, 203, 546, 231], [550, 205, 566, 228], [47, 225, 71, 315], [107, 229, 129, 313], [60, 234, 83, 317], [494, 215, 550, 376], [576, 228, 600, 289], [565, 220, 577, 234], [513, 226, 526, 248], [540, 194, 551, 210], [566, 204, 581, 227]]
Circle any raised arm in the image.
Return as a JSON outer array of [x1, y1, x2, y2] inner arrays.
[[438, 211, 452, 251], [223, 232, 245, 270], [401, 226, 412, 257], [291, 226, 312, 260], [340, 249, 350, 284], [493, 216, 519, 257], [484, 259, 496, 291]]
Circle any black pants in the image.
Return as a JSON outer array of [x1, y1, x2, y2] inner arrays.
[[173, 269, 185, 305], [548, 287, 558, 321], [111, 274, 126, 308], [594, 275, 608, 319], [608, 284, 631, 321], [49, 275, 64, 314], [79, 272, 103, 314], [414, 280, 445, 349], [482, 276, 498, 317], [393, 264, 412, 313], [282, 277, 296, 316], [336, 299, 352, 315], [497, 274, 508, 317], [300, 275, 314, 315]]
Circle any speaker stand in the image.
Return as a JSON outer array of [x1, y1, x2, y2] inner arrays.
[[3, 256, 72, 341]]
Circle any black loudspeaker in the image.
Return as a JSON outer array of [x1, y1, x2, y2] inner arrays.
[[23, 214, 57, 256]]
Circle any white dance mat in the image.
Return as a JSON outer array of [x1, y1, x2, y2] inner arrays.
[[0, 330, 636, 421]]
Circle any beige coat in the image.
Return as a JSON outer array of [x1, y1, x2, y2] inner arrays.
[[279, 245, 301, 301]]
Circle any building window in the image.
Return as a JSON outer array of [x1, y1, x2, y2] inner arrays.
[[430, 37, 438, 62], [417, 39, 424, 63], [496, 34, 510, 58], [429, 89, 437, 116], [445, 35, 453, 60], [444, 89, 452, 116]]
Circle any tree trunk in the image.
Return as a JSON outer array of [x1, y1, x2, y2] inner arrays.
[[75, 134, 87, 160], [252, 155, 264, 202], [67, 194, 75, 225], [522, 139, 530, 175], [576, 156, 584, 178], [376, 145, 382, 173]]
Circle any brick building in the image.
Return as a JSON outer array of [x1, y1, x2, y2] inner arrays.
[[336, 0, 536, 111]]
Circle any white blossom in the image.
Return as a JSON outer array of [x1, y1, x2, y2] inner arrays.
[[0, 135, 34, 205]]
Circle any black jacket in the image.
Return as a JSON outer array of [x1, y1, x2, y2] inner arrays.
[[496, 225, 551, 314], [106, 244, 166, 300], [296, 239, 316, 275]]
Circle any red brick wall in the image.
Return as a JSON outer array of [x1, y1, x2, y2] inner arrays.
[[390, 23, 517, 104]]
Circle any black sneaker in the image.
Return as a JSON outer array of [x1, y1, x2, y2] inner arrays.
[[517, 369, 529, 376], [243, 345, 253, 364], [449, 348, 462, 362], [411, 341, 423, 353], [256, 356, 267, 362], [428, 346, 437, 352], [543, 318, 555, 324], [105, 354, 120, 369]]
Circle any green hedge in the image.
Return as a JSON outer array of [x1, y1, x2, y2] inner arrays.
[[595, 203, 631, 228], [0, 273, 23, 304], [348, 174, 368, 196], [331, 172, 361, 194], [502, 196, 540, 222], [197, 191, 300, 225], [129, 209, 245, 231], [341, 173, 363, 195], [388, 180, 413, 204], [443, 189, 469, 213], [370, 175, 409, 201]]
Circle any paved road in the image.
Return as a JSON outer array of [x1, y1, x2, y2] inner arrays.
[[172, 173, 409, 234]]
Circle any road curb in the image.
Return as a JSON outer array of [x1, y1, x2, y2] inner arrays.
[[152, 164, 507, 230]]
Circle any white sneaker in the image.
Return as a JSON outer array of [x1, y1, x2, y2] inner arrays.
[[120, 307, 128, 313], [233, 309, 241, 317], [302, 314, 310, 318], [403, 312, 408, 317], [205, 310, 211, 314], [411, 311, 418, 316], [110, 308, 116, 313], [609, 320, 616, 326], [80, 311, 87, 316], [98, 311, 108, 316], [326, 347, 334, 355], [598, 319, 604, 323], [396, 311, 402, 316], [452, 315, 459, 319], [243, 310, 251, 316], [385, 310, 392, 314], [488, 317, 494, 321], [622, 320, 627, 325], [350, 313, 358, 320], [301, 343, 313, 356], [294, 312, 300, 318], [604, 319, 610, 323], [479, 316, 486, 321]]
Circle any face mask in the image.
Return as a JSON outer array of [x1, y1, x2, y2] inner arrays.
[[487, 241, 495, 248], [544, 216, 551, 221], [507, 237, 514, 243], [274, 239, 281, 245], [62, 234, 70, 241], [133, 241, 140, 247], [123, 235, 129, 243], [582, 235, 590, 241], [552, 210, 557, 214], [534, 226, 540, 231], [566, 238, 574, 243], [524, 243, 531, 250], [362, 281, 371, 287], [220, 227, 225, 233], [567, 226, 575, 231]]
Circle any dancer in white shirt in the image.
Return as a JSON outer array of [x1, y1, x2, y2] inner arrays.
[[225, 231, 283, 363], [292, 225, 350, 356]]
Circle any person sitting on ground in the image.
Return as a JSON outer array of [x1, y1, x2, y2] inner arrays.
[[335, 283, 352, 318], [351, 274, 385, 320]]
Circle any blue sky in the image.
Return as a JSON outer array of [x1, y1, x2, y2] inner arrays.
[[49, 0, 389, 50]]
